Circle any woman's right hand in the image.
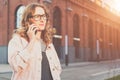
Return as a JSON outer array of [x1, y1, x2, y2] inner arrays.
[[27, 24, 39, 41]]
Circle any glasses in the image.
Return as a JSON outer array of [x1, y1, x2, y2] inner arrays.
[[31, 14, 47, 21]]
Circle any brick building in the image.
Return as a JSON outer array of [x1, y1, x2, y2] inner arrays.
[[0, 0, 120, 64]]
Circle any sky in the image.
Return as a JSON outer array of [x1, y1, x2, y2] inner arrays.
[[102, 0, 120, 12]]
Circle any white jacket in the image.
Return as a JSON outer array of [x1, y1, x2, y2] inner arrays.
[[8, 34, 62, 80]]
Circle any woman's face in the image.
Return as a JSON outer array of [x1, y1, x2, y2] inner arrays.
[[29, 7, 47, 31]]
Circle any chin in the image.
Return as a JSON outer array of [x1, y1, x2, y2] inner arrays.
[[38, 28, 45, 31], [39, 26, 45, 30]]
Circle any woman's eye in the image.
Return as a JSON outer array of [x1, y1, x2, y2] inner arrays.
[[34, 15, 39, 18]]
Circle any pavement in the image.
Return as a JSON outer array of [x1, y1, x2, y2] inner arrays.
[[1, 60, 120, 80]]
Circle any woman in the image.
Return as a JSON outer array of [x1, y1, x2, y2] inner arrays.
[[8, 3, 62, 80]]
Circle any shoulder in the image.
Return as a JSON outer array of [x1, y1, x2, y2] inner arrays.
[[12, 33, 21, 38], [8, 33, 22, 45]]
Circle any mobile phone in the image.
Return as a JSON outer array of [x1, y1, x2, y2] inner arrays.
[[35, 30, 37, 34], [32, 27, 37, 35]]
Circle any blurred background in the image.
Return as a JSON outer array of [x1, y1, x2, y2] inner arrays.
[[1, 0, 120, 80], [1, 0, 120, 64]]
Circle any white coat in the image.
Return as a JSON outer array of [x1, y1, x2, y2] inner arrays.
[[8, 34, 62, 80]]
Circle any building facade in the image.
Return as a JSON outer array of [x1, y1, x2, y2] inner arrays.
[[0, 0, 120, 64]]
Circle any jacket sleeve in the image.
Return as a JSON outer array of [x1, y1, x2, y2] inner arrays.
[[51, 43, 62, 74], [8, 35, 30, 72]]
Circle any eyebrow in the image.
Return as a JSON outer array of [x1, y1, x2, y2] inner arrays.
[[33, 13, 46, 15]]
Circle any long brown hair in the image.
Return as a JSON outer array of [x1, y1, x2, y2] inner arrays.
[[14, 3, 55, 45]]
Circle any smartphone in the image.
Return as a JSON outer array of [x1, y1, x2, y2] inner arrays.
[[32, 26, 37, 35], [28, 22, 37, 35], [35, 29, 37, 34]]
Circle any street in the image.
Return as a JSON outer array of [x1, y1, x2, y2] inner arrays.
[[61, 60, 120, 80], [1, 60, 120, 80]]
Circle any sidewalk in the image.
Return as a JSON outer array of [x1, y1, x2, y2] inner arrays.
[[61, 59, 120, 80], [0, 59, 120, 73], [62, 59, 120, 69], [0, 64, 12, 73], [1, 60, 120, 80], [0, 61, 97, 73]]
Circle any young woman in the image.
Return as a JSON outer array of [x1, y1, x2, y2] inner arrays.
[[8, 3, 62, 80]]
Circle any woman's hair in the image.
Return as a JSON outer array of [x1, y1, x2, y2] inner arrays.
[[14, 3, 55, 45]]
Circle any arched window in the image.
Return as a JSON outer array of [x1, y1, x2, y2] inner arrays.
[[88, 19, 94, 60], [16, 6, 25, 28], [88, 19, 93, 48], [53, 6, 62, 59], [73, 14, 80, 58], [99, 23, 104, 59], [109, 26, 113, 59], [53, 7, 61, 35]]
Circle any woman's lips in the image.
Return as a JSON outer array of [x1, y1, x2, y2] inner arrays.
[[39, 24, 44, 26]]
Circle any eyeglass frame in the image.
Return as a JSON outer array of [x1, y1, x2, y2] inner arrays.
[[29, 14, 48, 21]]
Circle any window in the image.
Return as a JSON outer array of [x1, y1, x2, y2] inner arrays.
[[73, 14, 80, 58], [88, 19, 93, 48], [53, 6, 62, 59], [16, 6, 25, 28]]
